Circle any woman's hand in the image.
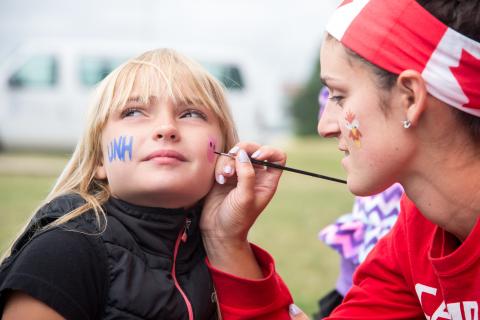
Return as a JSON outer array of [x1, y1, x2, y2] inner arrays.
[[201, 142, 286, 277], [289, 304, 310, 320]]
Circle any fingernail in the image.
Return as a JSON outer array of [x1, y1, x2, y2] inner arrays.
[[216, 174, 225, 185], [251, 150, 262, 159], [237, 149, 250, 163], [289, 304, 301, 316], [228, 146, 240, 154], [223, 165, 232, 174]]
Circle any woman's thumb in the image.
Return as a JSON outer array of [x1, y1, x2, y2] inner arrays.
[[289, 304, 309, 320], [234, 149, 255, 196]]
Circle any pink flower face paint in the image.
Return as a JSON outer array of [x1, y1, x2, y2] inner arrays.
[[207, 137, 217, 163], [345, 111, 362, 147]]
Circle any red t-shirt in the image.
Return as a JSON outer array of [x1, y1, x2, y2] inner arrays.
[[208, 195, 480, 319], [332, 195, 480, 319]]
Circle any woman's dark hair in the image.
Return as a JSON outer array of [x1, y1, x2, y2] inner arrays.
[[342, 0, 480, 141]]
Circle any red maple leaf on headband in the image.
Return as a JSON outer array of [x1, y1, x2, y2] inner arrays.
[[449, 49, 480, 108], [339, 0, 354, 7]]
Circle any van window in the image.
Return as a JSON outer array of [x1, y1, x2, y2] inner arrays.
[[77, 57, 244, 90], [79, 56, 126, 87], [202, 63, 244, 90], [8, 55, 58, 88]]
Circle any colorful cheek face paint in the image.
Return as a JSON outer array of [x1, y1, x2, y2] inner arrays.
[[107, 135, 134, 162], [207, 137, 217, 163], [345, 111, 362, 147]]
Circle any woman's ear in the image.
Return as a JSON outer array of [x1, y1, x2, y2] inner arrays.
[[396, 70, 428, 126]]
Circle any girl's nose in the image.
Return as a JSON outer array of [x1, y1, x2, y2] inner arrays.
[[154, 121, 179, 142], [317, 104, 341, 138]]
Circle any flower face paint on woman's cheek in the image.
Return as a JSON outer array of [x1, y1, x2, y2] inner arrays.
[[207, 136, 217, 163], [345, 111, 362, 147], [107, 135, 134, 162]]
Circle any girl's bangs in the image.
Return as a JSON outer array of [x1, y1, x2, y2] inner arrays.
[[109, 62, 168, 114], [108, 57, 226, 121]]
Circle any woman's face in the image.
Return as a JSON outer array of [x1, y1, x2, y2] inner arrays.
[[96, 80, 224, 208], [318, 38, 415, 196]]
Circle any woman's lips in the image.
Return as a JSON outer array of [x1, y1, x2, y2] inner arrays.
[[338, 145, 349, 156]]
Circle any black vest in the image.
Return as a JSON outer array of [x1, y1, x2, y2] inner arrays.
[[2, 194, 218, 319]]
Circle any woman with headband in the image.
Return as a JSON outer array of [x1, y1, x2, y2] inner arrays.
[[200, 0, 480, 319]]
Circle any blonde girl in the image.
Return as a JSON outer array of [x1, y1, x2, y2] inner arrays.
[[0, 48, 238, 320]]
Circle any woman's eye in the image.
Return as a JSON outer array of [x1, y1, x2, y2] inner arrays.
[[328, 95, 345, 107], [181, 109, 207, 120], [121, 108, 144, 118]]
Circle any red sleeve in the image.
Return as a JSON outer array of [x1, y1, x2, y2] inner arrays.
[[206, 243, 293, 320], [327, 202, 424, 319]]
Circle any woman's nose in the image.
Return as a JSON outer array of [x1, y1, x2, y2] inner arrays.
[[317, 104, 341, 138]]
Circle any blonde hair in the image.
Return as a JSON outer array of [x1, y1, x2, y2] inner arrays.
[[2, 48, 238, 259]]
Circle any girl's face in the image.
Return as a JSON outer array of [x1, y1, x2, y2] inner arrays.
[[96, 81, 224, 208], [318, 38, 415, 196]]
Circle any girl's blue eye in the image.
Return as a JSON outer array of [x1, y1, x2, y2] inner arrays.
[[122, 108, 144, 118], [181, 109, 207, 120]]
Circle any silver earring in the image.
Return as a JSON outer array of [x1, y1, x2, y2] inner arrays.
[[403, 120, 411, 129]]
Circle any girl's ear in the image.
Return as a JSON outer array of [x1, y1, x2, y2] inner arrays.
[[95, 161, 107, 180], [396, 70, 428, 126]]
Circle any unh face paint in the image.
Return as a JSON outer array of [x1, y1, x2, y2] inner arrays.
[[108, 135, 134, 162], [207, 137, 217, 163], [345, 111, 362, 147]]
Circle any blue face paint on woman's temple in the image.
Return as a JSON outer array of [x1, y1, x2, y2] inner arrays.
[[108, 136, 133, 162], [318, 86, 329, 120]]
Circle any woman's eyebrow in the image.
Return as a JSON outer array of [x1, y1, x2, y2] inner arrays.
[[320, 76, 335, 87], [320, 76, 328, 86]]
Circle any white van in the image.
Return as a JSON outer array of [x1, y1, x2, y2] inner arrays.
[[0, 39, 287, 151]]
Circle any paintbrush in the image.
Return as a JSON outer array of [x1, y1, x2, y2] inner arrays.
[[214, 151, 347, 184]]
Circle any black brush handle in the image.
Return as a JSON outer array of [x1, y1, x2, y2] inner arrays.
[[214, 151, 347, 184]]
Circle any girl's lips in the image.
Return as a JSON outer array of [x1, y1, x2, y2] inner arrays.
[[148, 157, 184, 165], [144, 149, 187, 162]]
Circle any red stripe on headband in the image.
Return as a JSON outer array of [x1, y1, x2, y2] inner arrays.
[[339, 0, 354, 7], [342, 0, 447, 74]]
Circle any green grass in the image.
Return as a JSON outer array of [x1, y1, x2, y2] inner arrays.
[[0, 138, 353, 316], [250, 138, 353, 316], [0, 176, 60, 253]]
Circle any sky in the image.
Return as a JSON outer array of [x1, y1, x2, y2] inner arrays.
[[0, 0, 337, 86]]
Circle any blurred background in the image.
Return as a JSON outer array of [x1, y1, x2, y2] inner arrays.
[[0, 0, 354, 316]]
